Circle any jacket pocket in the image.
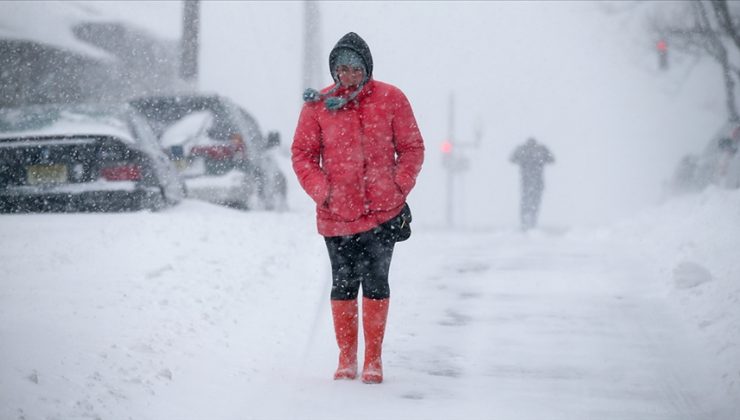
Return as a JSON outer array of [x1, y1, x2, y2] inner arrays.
[[365, 175, 405, 212], [324, 183, 365, 221]]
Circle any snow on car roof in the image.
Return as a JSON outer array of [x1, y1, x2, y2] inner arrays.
[[0, 105, 136, 143]]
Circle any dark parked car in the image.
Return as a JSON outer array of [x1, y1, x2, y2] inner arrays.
[[0, 103, 185, 213], [667, 122, 740, 195], [130, 94, 287, 210]]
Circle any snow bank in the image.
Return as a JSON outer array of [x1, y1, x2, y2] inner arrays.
[[2, 191, 738, 418], [609, 187, 740, 397]]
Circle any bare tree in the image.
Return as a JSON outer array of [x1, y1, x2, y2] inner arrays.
[[652, 0, 740, 122], [694, 0, 739, 122], [711, 0, 740, 52]]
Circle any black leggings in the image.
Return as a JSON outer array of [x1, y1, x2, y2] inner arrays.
[[325, 225, 395, 300]]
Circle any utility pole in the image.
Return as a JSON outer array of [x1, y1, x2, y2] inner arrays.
[[181, 0, 200, 87], [445, 93, 455, 228], [440, 92, 481, 228], [657, 39, 668, 70], [302, 1, 322, 90]]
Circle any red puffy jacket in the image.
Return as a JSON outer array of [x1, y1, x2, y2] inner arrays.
[[292, 79, 425, 237]]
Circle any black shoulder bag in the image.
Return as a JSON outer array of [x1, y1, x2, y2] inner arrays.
[[385, 203, 412, 242]]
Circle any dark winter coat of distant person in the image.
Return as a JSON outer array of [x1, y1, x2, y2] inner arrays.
[[510, 137, 554, 231], [291, 32, 424, 384]]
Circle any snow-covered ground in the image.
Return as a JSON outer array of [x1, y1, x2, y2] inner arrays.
[[1, 188, 739, 420]]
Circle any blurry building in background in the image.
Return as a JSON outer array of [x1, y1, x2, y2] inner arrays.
[[0, 3, 187, 108]]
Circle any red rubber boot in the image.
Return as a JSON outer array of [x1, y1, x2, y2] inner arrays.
[[331, 299, 358, 380], [361, 297, 390, 384]]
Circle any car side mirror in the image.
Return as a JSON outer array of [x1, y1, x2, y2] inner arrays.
[[267, 131, 280, 149]]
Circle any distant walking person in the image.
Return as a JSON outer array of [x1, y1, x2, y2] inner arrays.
[[510, 137, 554, 231], [292, 32, 424, 384]]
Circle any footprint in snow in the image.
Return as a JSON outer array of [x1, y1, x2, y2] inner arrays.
[[438, 309, 471, 327], [673, 261, 712, 289], [400, 391, 425, 400]]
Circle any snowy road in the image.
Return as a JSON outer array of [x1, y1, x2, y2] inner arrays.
[[381, 231, 729, 420], [1, 200, 737, 419]]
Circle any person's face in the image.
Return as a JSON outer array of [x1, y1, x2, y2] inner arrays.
[[336, 65, 365, 87]]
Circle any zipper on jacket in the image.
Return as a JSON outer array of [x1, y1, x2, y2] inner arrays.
[[357, 110, 370, 214]]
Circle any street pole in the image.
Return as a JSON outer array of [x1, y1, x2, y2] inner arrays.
[[441, 93, 482, 230], [446, 93, 455, 228], [302, 1, 322, 90], [180, 0, 200, 88]]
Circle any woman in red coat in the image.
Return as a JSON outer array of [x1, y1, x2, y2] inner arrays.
[[292, 32, 424, 384]]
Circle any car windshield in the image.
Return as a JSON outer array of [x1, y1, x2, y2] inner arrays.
[[159, 110, 214, 148], [0, 104, 136, 143], [132, 97, 240, 142]]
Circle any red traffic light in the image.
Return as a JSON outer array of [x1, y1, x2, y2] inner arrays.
[[441, 140, 453, 154], [657, 39, 668, 70]]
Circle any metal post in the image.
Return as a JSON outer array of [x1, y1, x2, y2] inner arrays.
[[442, 95, 482, 229], [181, 0, 200, 85], [446, 93, 455, 228], [302, 1, 322, 90]]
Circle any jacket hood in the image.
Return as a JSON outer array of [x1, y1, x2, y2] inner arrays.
[[329, 32, 373, 83]]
